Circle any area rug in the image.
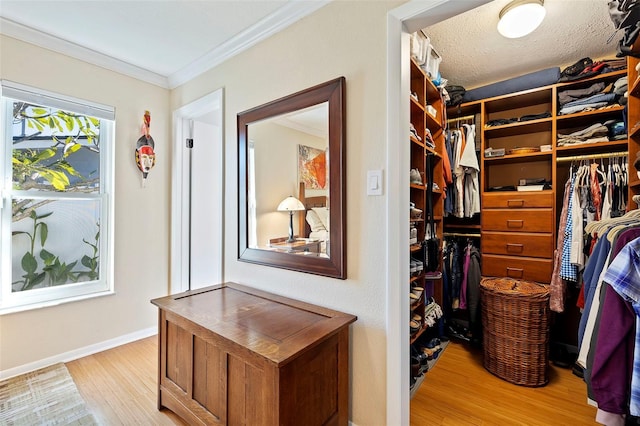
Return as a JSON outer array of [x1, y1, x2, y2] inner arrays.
[[0, 363, 97, 425]]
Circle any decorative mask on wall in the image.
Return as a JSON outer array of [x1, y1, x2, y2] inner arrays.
[[135, 110, 156, 186]]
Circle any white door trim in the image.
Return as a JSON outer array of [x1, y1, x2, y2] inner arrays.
[[171, 89, 224, 295], [386, 1, 490, 424]]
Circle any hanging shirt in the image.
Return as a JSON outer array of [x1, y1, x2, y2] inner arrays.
[[602, 236, 640, 416], [459, 124, 480, 217], [453, 130, 465, 218], [560, 174, 578, 282]]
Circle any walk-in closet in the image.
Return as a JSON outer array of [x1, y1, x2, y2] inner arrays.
[[407, 1, 640, 424]]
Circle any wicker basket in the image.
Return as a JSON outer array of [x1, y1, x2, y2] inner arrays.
[[480, 277, 550, 387]]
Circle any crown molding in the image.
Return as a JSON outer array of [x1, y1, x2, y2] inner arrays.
[[167, 0, 330, 89], [0, 17, 170, 88], [1, 1, 330, 90]]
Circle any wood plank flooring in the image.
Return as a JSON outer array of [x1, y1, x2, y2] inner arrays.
[[411, 341, 598, 425], [66, 336, 598, 425], [65, 336, 186, 425]]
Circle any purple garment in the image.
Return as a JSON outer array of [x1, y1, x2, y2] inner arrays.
[[459, 246, 471, 310], [591, 227, 640, 413]]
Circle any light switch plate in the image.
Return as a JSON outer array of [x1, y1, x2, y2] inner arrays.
[[367, 170, 383, 196]]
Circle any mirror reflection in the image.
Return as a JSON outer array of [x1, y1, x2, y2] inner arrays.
[[248, 103, 330, 257], [238, 76, 345, 279]]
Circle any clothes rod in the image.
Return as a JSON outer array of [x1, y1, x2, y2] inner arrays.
[[556, 151, 628, 163], [446, 114, 475, 123], [443, 232, 481, 238]]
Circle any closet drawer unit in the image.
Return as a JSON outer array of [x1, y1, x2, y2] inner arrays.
[[482, 254, 552, 283], [483, 192, 553, 209], [482, 209, 553, 233], [481, 231, 553, 258]]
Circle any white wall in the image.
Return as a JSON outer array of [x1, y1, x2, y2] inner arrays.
[[171, 1, 400, 424], [0, 35, 170, 371]]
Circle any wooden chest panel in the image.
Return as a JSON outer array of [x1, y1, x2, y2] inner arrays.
[[481, 231, 553, 258], [482, 209, 553, 233], [482, 254, 553, 283], [482, 191, 553, 209]]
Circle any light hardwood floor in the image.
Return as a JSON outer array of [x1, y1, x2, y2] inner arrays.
[[411, 341, 598, 425], [67, 336, 598, 425], [66, 336, 186, 425]]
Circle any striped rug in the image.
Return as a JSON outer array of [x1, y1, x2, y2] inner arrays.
[[0, 363, 97, 425]]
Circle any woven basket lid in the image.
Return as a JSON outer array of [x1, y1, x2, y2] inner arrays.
[[480, 277, 549, 296]]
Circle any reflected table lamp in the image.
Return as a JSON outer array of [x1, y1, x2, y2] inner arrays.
[[277, 196, 306, 243]]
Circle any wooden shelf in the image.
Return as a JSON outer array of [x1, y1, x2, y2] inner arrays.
[[410, 244, 423, 253], [411, 136, 426, 147], [631, 121, 640, 139], [484, 118, 552, 138], [556, 105, 626, 122], [425, 146, 442, 158], [411, 183, 426, 190], [632, 75, 640, 98], [484, 150, 552, 164], [411, 95, 424, 111], [556, 140, 628, 155]]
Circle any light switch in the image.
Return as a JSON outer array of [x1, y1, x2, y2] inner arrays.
[[367, 169, 383, 196]]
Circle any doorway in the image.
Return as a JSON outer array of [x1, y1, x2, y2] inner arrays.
[[171, 89, 224, 294], [386, 2, 490, 424]]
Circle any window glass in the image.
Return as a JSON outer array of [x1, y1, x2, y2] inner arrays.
[[1, 83, 114, 313]]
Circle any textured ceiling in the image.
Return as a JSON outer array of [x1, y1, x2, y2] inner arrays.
[[424, 0, 619, 90]]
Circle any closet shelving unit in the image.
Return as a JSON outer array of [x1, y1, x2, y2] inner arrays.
[[628, 49, 640, 202], [409, 58, 445, 346], [448, 67, 629, 283]]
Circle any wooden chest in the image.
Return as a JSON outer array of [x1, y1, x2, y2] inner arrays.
[[151, 282, 357, 425]]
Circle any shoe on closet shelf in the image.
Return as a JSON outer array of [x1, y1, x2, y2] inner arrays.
[[410, 168, 423, 185], [411, 286, 423, 300], [411, 257, 424, 274], [410, 319, 421, 335], [410, 292, 420, 305], [410, 260, 418, 276], [409, 123, 421, 141]]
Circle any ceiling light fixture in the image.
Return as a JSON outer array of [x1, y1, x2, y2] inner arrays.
[[497, 0, 546, 39]]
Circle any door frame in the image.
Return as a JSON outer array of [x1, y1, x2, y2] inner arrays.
[[171, 88, 224, 294], [386, 1, 490, 423]]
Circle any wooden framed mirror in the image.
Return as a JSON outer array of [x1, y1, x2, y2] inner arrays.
[[238, 77, 346, 279]]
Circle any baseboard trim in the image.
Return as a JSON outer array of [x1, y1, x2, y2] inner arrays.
[[0, 326, 158, 380]]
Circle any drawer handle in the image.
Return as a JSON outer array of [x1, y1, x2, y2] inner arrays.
[[507, 220, 524, 229], [506, 243, 524, 253], [507, 199, 525, 208], [507, 267, 524, 278]]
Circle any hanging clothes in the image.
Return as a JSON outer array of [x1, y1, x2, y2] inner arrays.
[[572, 210, 640, 424], [550, 177, 573, 312], [459, 124, 480, 217]]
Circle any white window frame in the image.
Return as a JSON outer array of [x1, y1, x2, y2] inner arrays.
[[0, 81, 115, 314]]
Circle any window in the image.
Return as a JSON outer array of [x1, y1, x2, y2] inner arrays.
[[0, 81, 114, 314]]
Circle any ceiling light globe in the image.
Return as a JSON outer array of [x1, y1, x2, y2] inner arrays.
[[497, 0, 546, 39]]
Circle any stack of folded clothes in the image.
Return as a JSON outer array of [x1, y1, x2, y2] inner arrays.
[[558, 76, 627, 116], [557, 123, 609, 146], [557, 120, 627, 147], [558, 58, 627, 83]]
